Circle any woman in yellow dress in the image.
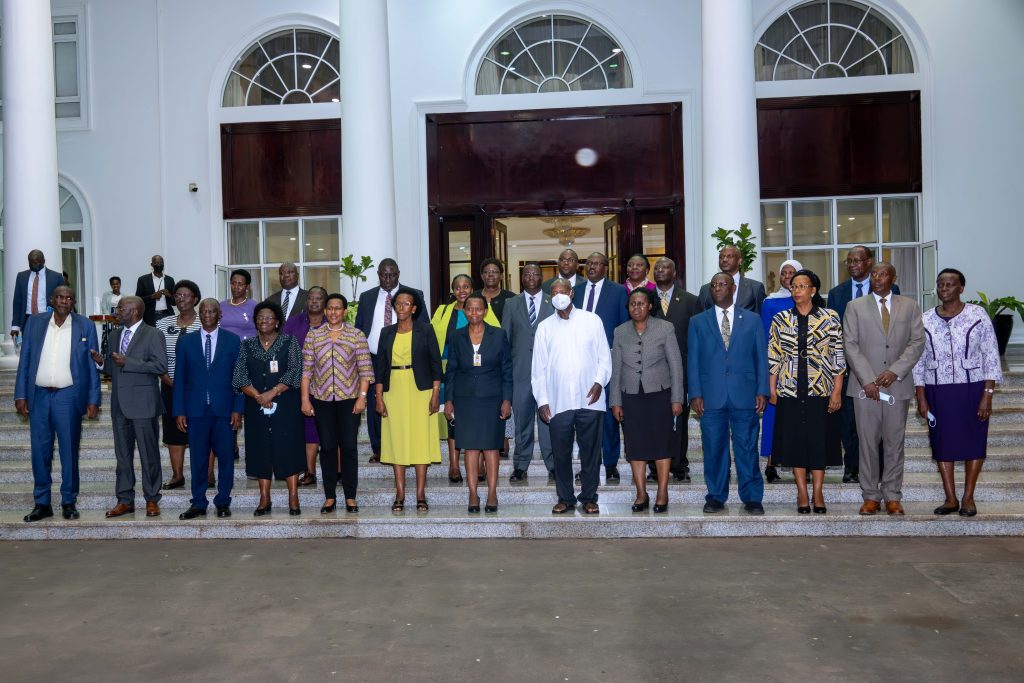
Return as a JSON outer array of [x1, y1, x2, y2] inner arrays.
[[375, 291, 443, 512], [430, 273, 499, 482]]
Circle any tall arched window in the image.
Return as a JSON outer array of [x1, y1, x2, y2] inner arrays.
[[755, 0, 914, 81], [222, 28, 340, 106], [476, 14, 632, 95]]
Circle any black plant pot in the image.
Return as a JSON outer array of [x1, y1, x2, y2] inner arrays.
[[993, 314, 1014, 356]]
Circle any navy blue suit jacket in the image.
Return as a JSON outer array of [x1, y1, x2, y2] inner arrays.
[[572, 279, 629, 347], [444, 325, 513, 401], [687, 307, 769, 410], [827, 279, 900, 323], [11, 268, 64, 330], [171, 328, 244, 418], [15, 312, 101, 413]]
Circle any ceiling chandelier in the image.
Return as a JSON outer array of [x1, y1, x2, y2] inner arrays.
[[540, 217, 590, 246]]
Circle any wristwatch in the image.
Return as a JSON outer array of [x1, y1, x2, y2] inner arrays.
[[984, 388, 995, 394]]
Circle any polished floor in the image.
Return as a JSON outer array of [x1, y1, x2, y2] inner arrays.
[[2, 537, 1024, 682]]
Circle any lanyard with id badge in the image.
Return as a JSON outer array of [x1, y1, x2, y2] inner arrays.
[[269, 356, 279, 374]]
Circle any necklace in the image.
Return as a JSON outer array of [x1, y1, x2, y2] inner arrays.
[[327, 324, 344, 332], [229, 298, 248, 306]]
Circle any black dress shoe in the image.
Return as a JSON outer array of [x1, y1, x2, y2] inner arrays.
[[764, 465, 780, 483], [467, 504, 481, 513], [631, 496, 650, 512], [509, 468, 528, 483], [216, 506, 231, 518], [653, 501, 669, 513], [179, 506, 207, 520], [744, 502, 765, 515], [485, 503, 498, 513], [646, 469, 656, 482], [253, 502, 272, 517], [842, 468, 859, 483], [61, 503, 80, 520], [934, 503, 959, 515], [813, 506, 827, 514], [162, 478, 185, 490], [547, 471, 556, 485], [574, 471, 581, 484], [605, 466, 620, 482], [673, 469, 691, 483], [24, 504, 54, 522], [797, 506, 811, 514], [959, 504, 978, 517], [289, 506, 302, 516], [703, 500, 724, 513]]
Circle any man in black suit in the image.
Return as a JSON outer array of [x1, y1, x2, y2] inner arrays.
[[541, 248, 583, 294], [826, 245, 900, 483], [354, 258, 428, 460], [698, 246, 766, 313], [9, 250, 65, 341], [264, 262, 307, 322], [572, 252, 629, 481], [650, 257, 701, 482], [135, 254, 176, 327]]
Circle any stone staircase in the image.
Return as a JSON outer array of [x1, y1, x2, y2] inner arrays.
[[1, 365, 1023, 540]]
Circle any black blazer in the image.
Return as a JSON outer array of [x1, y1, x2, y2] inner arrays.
[[354, 284, 428, 338], [444, 325, 513, 401], [375, 322, 442, 392], [651, 286, 701, 392], [135, 273, 176, 327]]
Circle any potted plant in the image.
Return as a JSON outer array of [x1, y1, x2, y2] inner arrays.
[[339, 254, 375, 324], [711, 223, 757, 273], [969, 292, 1024, 355]]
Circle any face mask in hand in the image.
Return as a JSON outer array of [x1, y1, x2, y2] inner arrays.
[[551, 293, 572, 311]]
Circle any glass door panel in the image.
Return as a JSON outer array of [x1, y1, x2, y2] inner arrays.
[[603, 216, 620, 282]]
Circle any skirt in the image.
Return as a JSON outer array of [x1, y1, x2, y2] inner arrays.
[[381, 369, 442, 466], [621, 387, 674, 461], [925, 382, 990, 461], [453, 396, 505, 451], [771, 396, 841, 469], [161, 383, 188, 446]]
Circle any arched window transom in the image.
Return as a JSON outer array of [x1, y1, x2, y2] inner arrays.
[[476, 14, 632, 95], [223, 28, 340, 107], [755, 0, 914, 81]]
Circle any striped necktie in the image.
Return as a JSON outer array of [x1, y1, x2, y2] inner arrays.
[[282, 290, 291, 321], [120, 328, 132, 354], [660, 291, 669, 316], [528, 294, 537, 327]]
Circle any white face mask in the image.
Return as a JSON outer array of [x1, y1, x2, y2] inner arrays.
[[551, 293, 572, 311]]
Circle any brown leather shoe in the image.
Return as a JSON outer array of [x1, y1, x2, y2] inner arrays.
[[105, 502, 135, 518], [858, 500, 881, 515], [146, 501, 161, 517], [886, 501, 905, 515]]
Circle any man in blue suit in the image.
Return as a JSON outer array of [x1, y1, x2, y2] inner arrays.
[[10, 250, 65, 342], [688, 273, 769, 514], [15, 286, 101, 522], [173, 299, 244, 518], [826, 245, 900, 483], [573, 252, 629, 481]]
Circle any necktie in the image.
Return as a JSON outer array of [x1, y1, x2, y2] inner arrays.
[[586, 283, 596, 312], [721, 309, 731, 350], [660, 291, 669, 316], [282, 290, 292, 321], [120, 328, 132, 354], [880, 297, 890, 335], [30, 273, 40, 315], [855, 282, 863, 299], [528, 294, 537, 327], [383, 292, 393, 326], [205, 333, 212, 404]]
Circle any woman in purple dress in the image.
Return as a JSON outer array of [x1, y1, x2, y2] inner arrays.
[[284, 286, 328, 485], [914, 268, 1002, 517], [219, 269, 257, 341]]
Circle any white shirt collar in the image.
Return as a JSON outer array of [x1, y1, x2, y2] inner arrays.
[[284, 285, 299, 295], [872, 291, 892, 304], [718, 304, 736, 319], [124, 319, 144, 336], [853, 276, 871, 288]]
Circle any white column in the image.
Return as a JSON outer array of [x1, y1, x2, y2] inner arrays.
[[340, 0, 396, 287], [2, 0, 62, 338], [701, 0, 762, 282]]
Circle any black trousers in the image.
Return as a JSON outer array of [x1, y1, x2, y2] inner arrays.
[[312, 398, 361, 500], [549, 409, 602, 505]]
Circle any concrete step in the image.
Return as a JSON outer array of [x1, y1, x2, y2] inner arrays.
[[4, 501, 1024, 540]]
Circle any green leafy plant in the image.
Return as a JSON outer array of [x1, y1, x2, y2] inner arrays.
[[711, 223, 757, 274], [340, 255, 374, 324], [968, 292, 1024, 321]]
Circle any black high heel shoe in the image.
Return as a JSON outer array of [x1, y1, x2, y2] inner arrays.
[[468, 498, 481, 513], [934, 503, 960, 515], [631, 495, 650, 512], [653, 500, 669, 514], [764, 464, 780, 483], [797, 505, 811, 514], [253, 502, 272, 516], [346, 503, 359, 513], [289, 504, 301, 516], [320, 501, 336, 514], [813, 505, 827, 514], [485, 501, 498, 513]]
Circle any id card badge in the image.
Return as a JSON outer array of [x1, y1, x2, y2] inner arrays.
[[269, 359, 279, 373], [472, 353, 482, 367]]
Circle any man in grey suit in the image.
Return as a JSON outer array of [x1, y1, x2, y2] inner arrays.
[[843, 262, 924, 516], [502, 263, 555, 483], [698, 245, 766, 313], [90, 296, 168, 518]]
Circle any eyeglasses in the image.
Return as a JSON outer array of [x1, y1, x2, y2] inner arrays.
[[790, 284, 814, 291], [845, 258, 867, 265]]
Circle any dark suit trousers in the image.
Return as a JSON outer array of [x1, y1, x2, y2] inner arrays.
[[30, 386, 82, 505], [550, 409, 602, 505], [838, 394, 860, 471], [365, 353, 382, 453], [312, 398, 361, 500], [671, 403, 691, 472], [188, 406, 234, 509], [601, 383, 621, 467], [511, 381, 553, 472], [701, 407, 763, 504], [112, 405, 162, 504]]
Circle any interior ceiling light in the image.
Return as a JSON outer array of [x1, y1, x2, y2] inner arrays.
[[540, 217, 591, 246]]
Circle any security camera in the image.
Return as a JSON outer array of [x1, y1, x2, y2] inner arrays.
[[188, 183, 198, 193]]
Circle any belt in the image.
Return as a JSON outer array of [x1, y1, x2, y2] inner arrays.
[[392, 364, 414, 370], [40, 386, 69, 393]]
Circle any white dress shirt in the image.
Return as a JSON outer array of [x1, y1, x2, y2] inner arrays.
[[367, 285, 401, 355], [280, 286, 300, 321], [731, 272, 741, 305], [36, 314, 74, 389], [872, 291, 891, 318], [717, 304, 736, 335], [523, 290, 543, 317], [152, 273, 168, 312], [531, 307, 612, 417], [580, 278, 605, 312], [201, 327, 220, 364]]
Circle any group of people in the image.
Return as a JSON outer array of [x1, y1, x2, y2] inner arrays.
[[12, 239, 1003, 522]]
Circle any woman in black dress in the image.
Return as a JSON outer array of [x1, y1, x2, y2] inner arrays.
[[767, 270, 846, 514], [443, 294, 512, 512], [233, 301, 306, 516]]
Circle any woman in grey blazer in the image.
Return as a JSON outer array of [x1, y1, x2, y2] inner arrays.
[[610, 288, 685, 513]]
